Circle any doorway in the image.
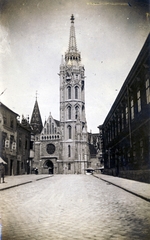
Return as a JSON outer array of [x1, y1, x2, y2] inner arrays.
[[44, 160, 54, 174], [10, 160, 13, 175], [17, 161, 20, 175]]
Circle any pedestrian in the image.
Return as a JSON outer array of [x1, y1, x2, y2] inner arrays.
[[0, 163, 5, 183], [35, 167, 38, 175]]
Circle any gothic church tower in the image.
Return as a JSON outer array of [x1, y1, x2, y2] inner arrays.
[[59, 15, 89, 173], [30, 15, 89, 174]]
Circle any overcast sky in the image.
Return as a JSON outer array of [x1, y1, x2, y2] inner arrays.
[[0, 0, 149, 132]]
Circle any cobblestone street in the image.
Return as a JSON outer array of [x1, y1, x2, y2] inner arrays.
[[0, 175, 150, 240]]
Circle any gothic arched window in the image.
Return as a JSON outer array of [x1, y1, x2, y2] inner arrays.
[[68, 86, 71, 99], [47, 123, 49, 134], [68, 162, 71, 170], [75, 106, 79, 119], [52, 123, 54, 134], [49, 118, 51, 134], [68, 106, 71, 119], [75, 86, 79, 99], [68, 145, 71, 157], [68, 125, 71, 139]]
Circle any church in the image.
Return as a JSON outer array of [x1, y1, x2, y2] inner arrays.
[[30, 15, 94, 174]]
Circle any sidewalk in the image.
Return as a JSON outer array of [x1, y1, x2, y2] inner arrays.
[[93, 173, 150, 202], [0, 174, 52, 191]]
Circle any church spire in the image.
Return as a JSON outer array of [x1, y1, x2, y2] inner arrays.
[[68, 14, 77, 53], [65, 14, 81, 64], [30, 97, 43, 135]]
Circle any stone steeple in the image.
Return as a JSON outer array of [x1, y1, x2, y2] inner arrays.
[[30, 99, 43, 135], [59, 14, 89, 172], [65, 14, 81, 65], [68, 14, 77, 52]]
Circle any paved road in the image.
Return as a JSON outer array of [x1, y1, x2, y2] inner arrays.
[[0, 175, 150, 240]]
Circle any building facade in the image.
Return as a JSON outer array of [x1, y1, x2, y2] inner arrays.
[[17, 117, 31, 174], [0, 103, 31, 175], [0, 103, 18, 175], [31, 15, 90, 174], [99, 34, 150, 183], [88, 132, 103, 171]]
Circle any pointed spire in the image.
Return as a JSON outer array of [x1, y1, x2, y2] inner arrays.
[[68, 14, 77, 53], [65, 14, 81, 64], [30, 98, 43, 135]]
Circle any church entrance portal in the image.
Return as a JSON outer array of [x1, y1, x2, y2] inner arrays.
[[44, 160, 54, 174]]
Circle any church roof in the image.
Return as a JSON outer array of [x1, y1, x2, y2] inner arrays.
[[54, 119, 60, 127], [30, 99, 43, 135]]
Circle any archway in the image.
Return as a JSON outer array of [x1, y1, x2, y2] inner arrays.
[[44, 160, 54, 174]]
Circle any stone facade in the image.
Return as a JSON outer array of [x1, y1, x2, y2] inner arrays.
[[0, 102, 31, 175], [0, 103, 18, 175]]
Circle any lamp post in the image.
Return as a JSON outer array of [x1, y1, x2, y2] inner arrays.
[[39, 159, 42, 174], [26, 160, 29, 174]]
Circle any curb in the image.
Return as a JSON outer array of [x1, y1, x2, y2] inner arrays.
[[0, 181, 32, 191], [36, 176, 53, 181], [0, 176, 52, 191], [93, 175, 150, 203]]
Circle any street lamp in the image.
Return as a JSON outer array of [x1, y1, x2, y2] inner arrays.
[[39, 159, 42, 174]]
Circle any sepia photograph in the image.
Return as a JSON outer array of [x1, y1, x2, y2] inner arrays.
[[0, 0, 150, 239]]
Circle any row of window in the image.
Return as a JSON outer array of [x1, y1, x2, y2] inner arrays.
[[67, 105, 80, 119], [43, 121, 57, 135], [107, 139, 144, 168], [65, 55, 81, 62], [67, 86, 79, 99], [105, 79, 150, 143], [41, 135, 60, 140], [3, 116, 14, 129], [67, 105, 85, 120], [130, 89, 142, 120], [2, 133, 29, 151]]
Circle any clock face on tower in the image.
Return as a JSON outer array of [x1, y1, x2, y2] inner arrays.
[[46, 143, 55, 154]]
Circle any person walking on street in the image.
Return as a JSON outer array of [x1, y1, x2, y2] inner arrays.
[[0, 163, 5, 183], [35, 167, 38, 175]]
